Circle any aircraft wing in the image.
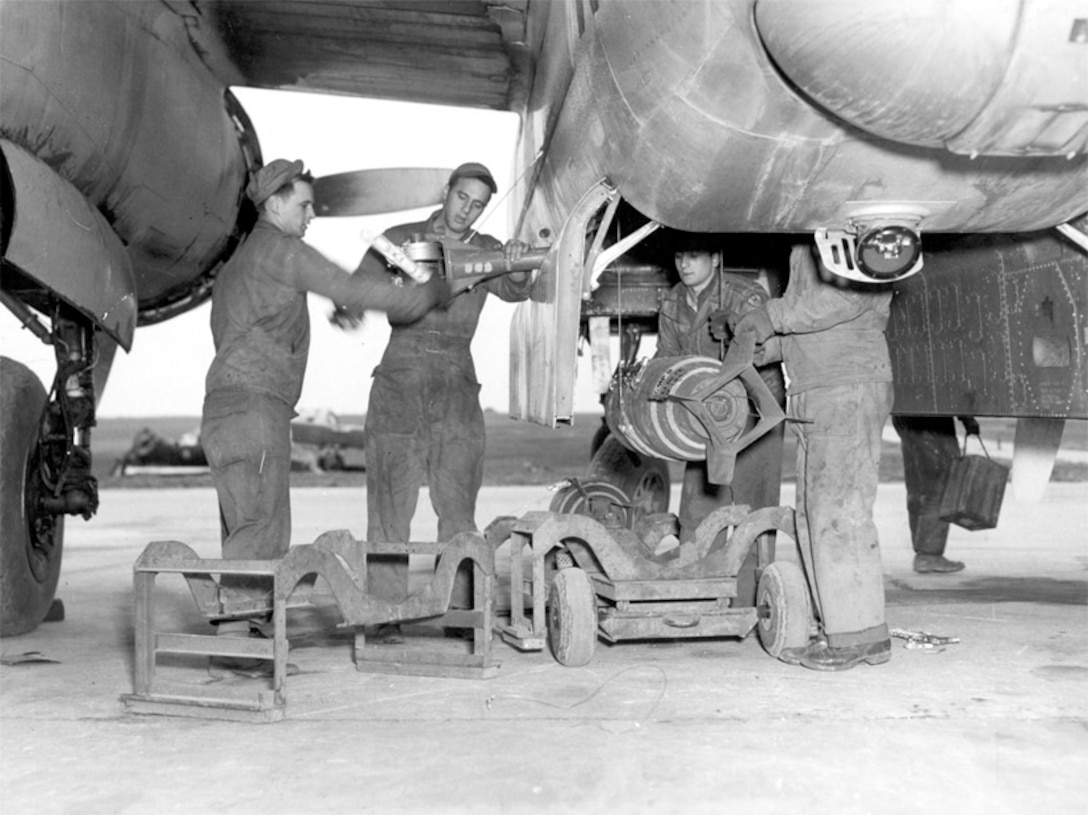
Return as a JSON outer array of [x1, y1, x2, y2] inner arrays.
[[202, 0, 527, 111]]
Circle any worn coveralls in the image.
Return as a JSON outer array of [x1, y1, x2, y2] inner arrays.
[[891, 414, 961, 557], [763, 246, 894, 649], [655, 272, 786, 553], [357, 211, 532, 605], [202, 220, 434, 614]]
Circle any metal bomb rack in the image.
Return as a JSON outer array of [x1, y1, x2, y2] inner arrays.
[[121, 529, 502, 722], [497, 501, 804, 668], [120, 498, 813, 721]]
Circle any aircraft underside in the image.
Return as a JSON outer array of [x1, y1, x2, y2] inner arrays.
[[1, 0, 1086, 637]]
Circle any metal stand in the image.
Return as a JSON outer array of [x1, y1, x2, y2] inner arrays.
[[121, 529, 500, 721], [121, 540, 294, 722]]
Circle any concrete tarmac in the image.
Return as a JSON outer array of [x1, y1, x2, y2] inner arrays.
[[1, 481, 1086, 815]]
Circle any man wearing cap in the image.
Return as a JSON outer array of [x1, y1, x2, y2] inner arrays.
[[653, 232, 786, 604], [732, 242, 895, 671], [353, 162, 532, 640], [200, 159, 448, 669]]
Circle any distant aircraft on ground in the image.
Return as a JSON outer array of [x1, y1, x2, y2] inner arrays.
[[112, 409, 367, 476]]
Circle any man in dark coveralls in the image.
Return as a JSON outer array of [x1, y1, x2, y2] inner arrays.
[[201, 159, 447, 666], [733, 243, 895, 671], [654, 232, 786, 602], [893, 414, 978, 573], [355, 163, 532, 641]]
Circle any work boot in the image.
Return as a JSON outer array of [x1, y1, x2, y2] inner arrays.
[[798, 639, 892, 672], [778, 637, 828, 666], [208, 620, 298, 679], [914, 554, 966, 574]]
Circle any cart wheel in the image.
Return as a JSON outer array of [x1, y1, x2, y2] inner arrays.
[[756, 561, 810, 658], [548, 567, 597, 667]]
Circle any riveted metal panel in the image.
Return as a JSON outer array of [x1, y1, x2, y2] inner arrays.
[[888, 232, 1087, 419]]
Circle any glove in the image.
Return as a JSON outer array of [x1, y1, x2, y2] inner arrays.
[[708, 309, 732, 342], [732, 306, 775, 344]]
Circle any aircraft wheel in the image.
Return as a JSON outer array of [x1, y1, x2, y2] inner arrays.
[[586, 434, 670, 519], [548, 567, 597, 667], [756, 561, 810, 658], [1, 358, 64, 636]]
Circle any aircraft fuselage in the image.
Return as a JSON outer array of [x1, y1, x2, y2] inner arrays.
[[516, 0, 1087, 241]]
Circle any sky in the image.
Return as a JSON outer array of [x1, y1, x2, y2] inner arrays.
[[1, 88, 610, 420]]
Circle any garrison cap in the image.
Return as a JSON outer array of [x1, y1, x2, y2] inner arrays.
[[247, 159, 306, 206], [449, 162, 497, 195], [670, 230, 721, 253]]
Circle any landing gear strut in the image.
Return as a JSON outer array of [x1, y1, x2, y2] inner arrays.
[[1, 307, 99, 635]]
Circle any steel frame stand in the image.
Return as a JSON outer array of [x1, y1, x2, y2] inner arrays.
[[121, 540, 293, 722], [121, 529, 501, 722]]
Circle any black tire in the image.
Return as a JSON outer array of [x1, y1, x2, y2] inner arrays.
[[586, 434, 670, 519], [547, 567, 597, 667], [756, 561, 810, 658], [1, 358, 64, 636]]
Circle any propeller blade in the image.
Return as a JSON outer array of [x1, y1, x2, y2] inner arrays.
[[313, 167, 452, 217]]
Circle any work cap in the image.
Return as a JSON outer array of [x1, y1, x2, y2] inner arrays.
[[671, 230, 720, 253], [449, 162, 497, 194], [247, 159, 305, 206]]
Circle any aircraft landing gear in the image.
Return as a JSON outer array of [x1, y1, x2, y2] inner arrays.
[[1, 307, 99, 636], [0, 357, 65, 636]]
